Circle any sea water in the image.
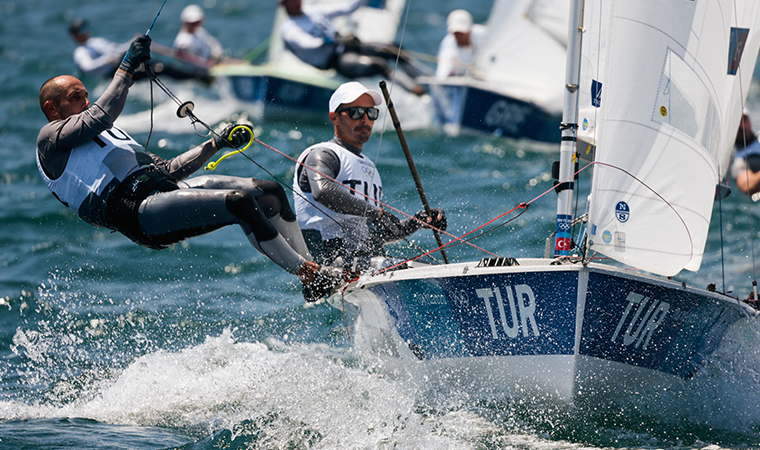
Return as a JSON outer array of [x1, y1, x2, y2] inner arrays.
[[4, 0, 760, 448]]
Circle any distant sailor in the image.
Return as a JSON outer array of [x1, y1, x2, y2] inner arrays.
[[278, 0, 426, 95], [293, 81, 447, 270], [732, 112, 760, 199], [68, 18, 211, 83], [69, 19, 124, 78], [37, 35, 342, 301], [435, 10, 486, 80], [173, 4, 225, 65]]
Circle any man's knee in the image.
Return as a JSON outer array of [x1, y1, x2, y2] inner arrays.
[[255, 179, 296, 221], [336, 53, 387, 79], [225, 190, 259, 216], [226, 190, 278, 240]]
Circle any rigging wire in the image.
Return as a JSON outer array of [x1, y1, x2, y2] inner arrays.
[[733, 3, 759, 300], [145, 0, 168, 36], [142, 0, 169, 151]]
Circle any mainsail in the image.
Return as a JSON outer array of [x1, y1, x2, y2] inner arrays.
[[582, 1, 760, 276]]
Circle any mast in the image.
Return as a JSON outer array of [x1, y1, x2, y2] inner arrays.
[[553, 0, 584, 257]]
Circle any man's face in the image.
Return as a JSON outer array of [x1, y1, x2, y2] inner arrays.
[[72, 31, 89, 45], [185, 20, 202, 32], [453, 31, 472, 47], [736, 113, 754, 147], [281, 0, 302, 15], [330, 94, 376, 149], [52, 76, 90, 121]]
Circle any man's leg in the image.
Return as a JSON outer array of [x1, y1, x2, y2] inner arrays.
[[138, 186, 306, 274], [137, 177, 342, 300], [334, 52, 389, 79], [336, 49, 424, 95], [181, 176, 313, 260]]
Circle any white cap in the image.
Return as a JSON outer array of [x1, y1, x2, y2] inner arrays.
[[447, 9, 472, 34], [181, 4, 204, 23], [329, 82, 382, 113]]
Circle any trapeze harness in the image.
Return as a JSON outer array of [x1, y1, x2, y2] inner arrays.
[[36, 126, 178, 249], [293, 141, 382, 260]]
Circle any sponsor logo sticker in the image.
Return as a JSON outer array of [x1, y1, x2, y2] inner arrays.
[[615, 201, 630, 222]]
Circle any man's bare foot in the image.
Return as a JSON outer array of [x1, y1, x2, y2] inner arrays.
[[299, 262, 344, 302], [297, 260, 319, 284]]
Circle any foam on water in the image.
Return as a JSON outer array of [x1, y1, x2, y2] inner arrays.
[[6, 327, 504, 449], [9, 291, 760, 449]]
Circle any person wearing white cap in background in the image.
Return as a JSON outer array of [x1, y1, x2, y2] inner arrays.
[[292, 82, 447, 270], [173, 4, 224, 65], [732, 111, 760, 199], [435, 9, 486, 80]]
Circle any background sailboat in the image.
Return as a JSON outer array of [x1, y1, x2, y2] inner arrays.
[[210, 0, 430, 125], [331, 0, 760, 412], [421, 0, 567, 142]]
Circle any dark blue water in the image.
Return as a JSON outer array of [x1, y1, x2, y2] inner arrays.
[[4, 0, 760, 448]]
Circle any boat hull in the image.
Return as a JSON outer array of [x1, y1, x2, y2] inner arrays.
[[425, 81, 562, 142], [337, 261, 753, 405], [226, 74, 337, 122], [211, 63, 433, 126]]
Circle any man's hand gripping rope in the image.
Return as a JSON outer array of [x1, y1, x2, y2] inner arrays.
[[206, 124, 255, 170]]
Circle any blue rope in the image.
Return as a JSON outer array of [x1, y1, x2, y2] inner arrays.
[[145, 0, 168, 35]]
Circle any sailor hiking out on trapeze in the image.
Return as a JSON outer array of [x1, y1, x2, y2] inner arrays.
[[36, 35, 343, 301]]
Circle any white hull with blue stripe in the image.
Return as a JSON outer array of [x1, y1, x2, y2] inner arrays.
[[335, 259, 755, 406]]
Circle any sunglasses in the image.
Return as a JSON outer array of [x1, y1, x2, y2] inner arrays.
[[335, 106, 379, 120]]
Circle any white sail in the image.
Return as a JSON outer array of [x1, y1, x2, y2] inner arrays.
[[584, 1, 760, 276], [473, 0, 568, 112]]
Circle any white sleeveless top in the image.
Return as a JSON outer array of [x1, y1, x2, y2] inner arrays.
[[36, 126, 148, 225], [293, 141, 382, 248]]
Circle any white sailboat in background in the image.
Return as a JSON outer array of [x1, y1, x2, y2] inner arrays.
[[330, 0, 760, 409], [210, 0, 431, 126], [421, 0, 567, 142]]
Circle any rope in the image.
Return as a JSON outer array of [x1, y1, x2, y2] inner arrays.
[[142, 65, 700, 282]]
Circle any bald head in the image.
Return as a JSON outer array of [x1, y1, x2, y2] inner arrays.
[[39, 75, 89, 122]]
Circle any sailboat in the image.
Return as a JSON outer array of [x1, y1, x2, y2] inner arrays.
[[329, 0, 760, 407], [210, 0, 425, 123], [420, 0, 567, 142]]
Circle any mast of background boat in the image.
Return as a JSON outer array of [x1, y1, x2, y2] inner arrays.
[[553, 0, 584, 257]]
